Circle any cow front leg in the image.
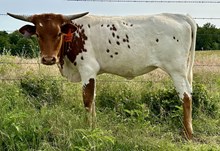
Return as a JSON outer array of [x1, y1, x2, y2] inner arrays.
[[82, 78, 96, 128]]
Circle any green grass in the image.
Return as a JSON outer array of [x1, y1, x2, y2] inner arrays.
[[0, 51, 220, 150]]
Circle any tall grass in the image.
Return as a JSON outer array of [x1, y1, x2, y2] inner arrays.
[[0, 51, 220, 150]]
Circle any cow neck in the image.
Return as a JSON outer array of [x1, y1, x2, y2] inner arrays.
[[59, 29, 73, 68], [59, 23, 88, 68]]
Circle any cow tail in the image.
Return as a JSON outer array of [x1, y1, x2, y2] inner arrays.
[[186, 14, 197, 86]]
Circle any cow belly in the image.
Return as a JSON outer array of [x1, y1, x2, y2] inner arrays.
[[104, 66, 157, 79], [98, 54, 158, 79]]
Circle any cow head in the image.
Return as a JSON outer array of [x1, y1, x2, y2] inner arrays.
[[7, 12, 89, 65]]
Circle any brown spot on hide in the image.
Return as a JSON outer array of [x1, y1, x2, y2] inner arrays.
[[81, 56, 84, 60], [112, 32, 115, 37], [126, 34, 129, 39], [83, 79, 95, 109], [109, 39, 111, 44], [130, 24, 133, 27], [101, 24, 103, 27], [106, 49, 110, 53], [74, 62, 77, 66], [117, 35, 120, 39], [156, 38, 159, 42], [128, 45, 130, 49], [112, 25, 117, 31], [116, 41, 120, 45], [123, 39, 126, 42], [88, 24, 90, 28], [62, 23, 88, 63], [173, 36, 176, 39], [115, 52, 118, 55], [110, 55, 113, 58]]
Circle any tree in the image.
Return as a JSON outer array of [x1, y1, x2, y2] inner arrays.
[[13, 38, 38, 58], [0, 31, 11, 54], [196, 23, 220, 50], [0, 30, 39, 58]]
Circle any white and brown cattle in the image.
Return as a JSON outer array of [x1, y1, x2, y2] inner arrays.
[[7, 12, 197, 139]]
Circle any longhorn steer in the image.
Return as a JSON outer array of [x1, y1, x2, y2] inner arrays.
[[8, 12, 197, 139]]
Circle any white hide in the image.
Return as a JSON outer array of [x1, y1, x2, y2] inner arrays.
[[60, 13, 197, 99]]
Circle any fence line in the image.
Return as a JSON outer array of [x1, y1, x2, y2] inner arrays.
[[0, 60, 219, 82], [67, 0, 220, 3], [2, 12, 220, 33], [1, 61, 220, 66], [1, 13, 220, 20]]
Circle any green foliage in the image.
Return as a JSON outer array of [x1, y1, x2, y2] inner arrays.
[[96, 76, 150, 123], [140, 86, 180, 123], [73, 129, 115, 150], [0, 80, 115, 150], [0, 82, 43, 150], [192, 83, 219, 117], [196, 23, 220, 50], [20, 75, 63, 110], [13, 37, 37, 58], [0, 31, 38, 58], [140, 83, 219, 123], [0, 53, 220, 150], [97, 79, 219, 129], [0, 31, 10, 52]]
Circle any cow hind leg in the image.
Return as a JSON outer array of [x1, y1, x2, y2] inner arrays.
[[170, 73, 193, 140], [83, 78, 96, 128]]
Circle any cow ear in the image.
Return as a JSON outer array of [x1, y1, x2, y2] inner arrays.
[[19, 25, 36, 38], [61, 23, 77, 34]]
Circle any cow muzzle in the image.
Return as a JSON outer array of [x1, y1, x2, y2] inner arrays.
[[41, 56, 57, 65]]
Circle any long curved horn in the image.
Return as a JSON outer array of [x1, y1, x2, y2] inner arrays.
[[64, 12, 89, 20], [7, 13, 32, 22]]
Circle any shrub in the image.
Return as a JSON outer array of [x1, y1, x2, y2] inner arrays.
[[140, 86, 180, 123], [192, 83, 219, 117], [96, 78, 141, 111], [97, 79, 219, 125], [141, 83, 219, 122], [20, 75, 63, 110], [0, 31, 39, 58]]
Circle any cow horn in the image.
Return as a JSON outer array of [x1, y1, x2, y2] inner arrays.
[[64, 12, 89, 20], [7, 13, 32, 22]]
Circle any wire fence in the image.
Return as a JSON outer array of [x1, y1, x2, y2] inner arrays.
[[0, 59, 219, 80], [67, 0, 220, 3], [0, 61, 220, 66], [0, 58, 219, 97]]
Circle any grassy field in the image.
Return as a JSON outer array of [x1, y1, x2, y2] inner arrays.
[[0, 51, 220, 151]]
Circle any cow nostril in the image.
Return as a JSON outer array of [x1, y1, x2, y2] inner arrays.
[[51, 57, 56, 62], [42, 57, 46, 62], [41, 56, 56, 65]]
